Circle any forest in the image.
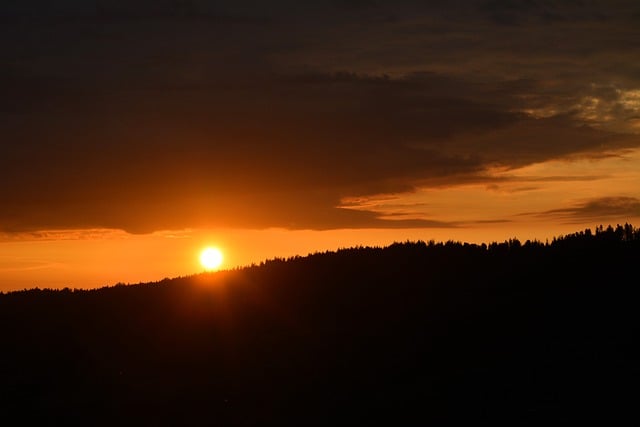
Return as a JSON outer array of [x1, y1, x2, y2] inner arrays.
[[1, 224, 639, 425]]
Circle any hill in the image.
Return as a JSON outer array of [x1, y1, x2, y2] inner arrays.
[[1, 224, 639, 425]]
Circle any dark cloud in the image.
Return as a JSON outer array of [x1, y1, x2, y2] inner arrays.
[[530, 197, 640, 223], [476, 0, 615, 26], [1, 0, 639, 232]]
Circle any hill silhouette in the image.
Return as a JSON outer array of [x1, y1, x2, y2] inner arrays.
[[1, 224, 639, 425]]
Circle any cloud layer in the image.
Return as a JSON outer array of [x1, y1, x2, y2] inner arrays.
[[1, 0, 640, 232]]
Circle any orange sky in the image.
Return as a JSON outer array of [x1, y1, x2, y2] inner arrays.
[[1, 1, 640, 292], [0, 225, 586, 292], [2, 142, 639, 293]]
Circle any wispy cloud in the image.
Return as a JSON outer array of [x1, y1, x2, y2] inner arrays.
[[0, 229, 129, 242], [527, 196, 640, 223]]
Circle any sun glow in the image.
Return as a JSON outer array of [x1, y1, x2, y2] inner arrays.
[[200, 247, 223, 271]]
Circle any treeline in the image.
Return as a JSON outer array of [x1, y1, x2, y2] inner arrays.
[[252, 222, 640, 267], [0, 224, 638, 425]]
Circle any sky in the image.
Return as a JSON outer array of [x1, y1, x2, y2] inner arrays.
[[2, 0, 640, 291]]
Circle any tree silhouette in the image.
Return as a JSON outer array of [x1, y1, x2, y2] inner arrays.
[[0, 224, 638, 425]]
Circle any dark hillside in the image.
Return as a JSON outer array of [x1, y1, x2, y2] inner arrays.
[[1, 224, 639, 425]]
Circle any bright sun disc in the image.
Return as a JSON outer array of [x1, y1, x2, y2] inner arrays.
[[200, 247, 223, 270]]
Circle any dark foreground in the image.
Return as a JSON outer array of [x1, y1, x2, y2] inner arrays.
[[1, 225, 639, 425]]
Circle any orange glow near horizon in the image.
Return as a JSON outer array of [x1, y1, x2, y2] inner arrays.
[[1, 149, 639, 293], [1, 219, 634, 293]]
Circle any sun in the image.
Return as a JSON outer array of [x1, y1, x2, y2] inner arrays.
[[200, 247, 223, 271]]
